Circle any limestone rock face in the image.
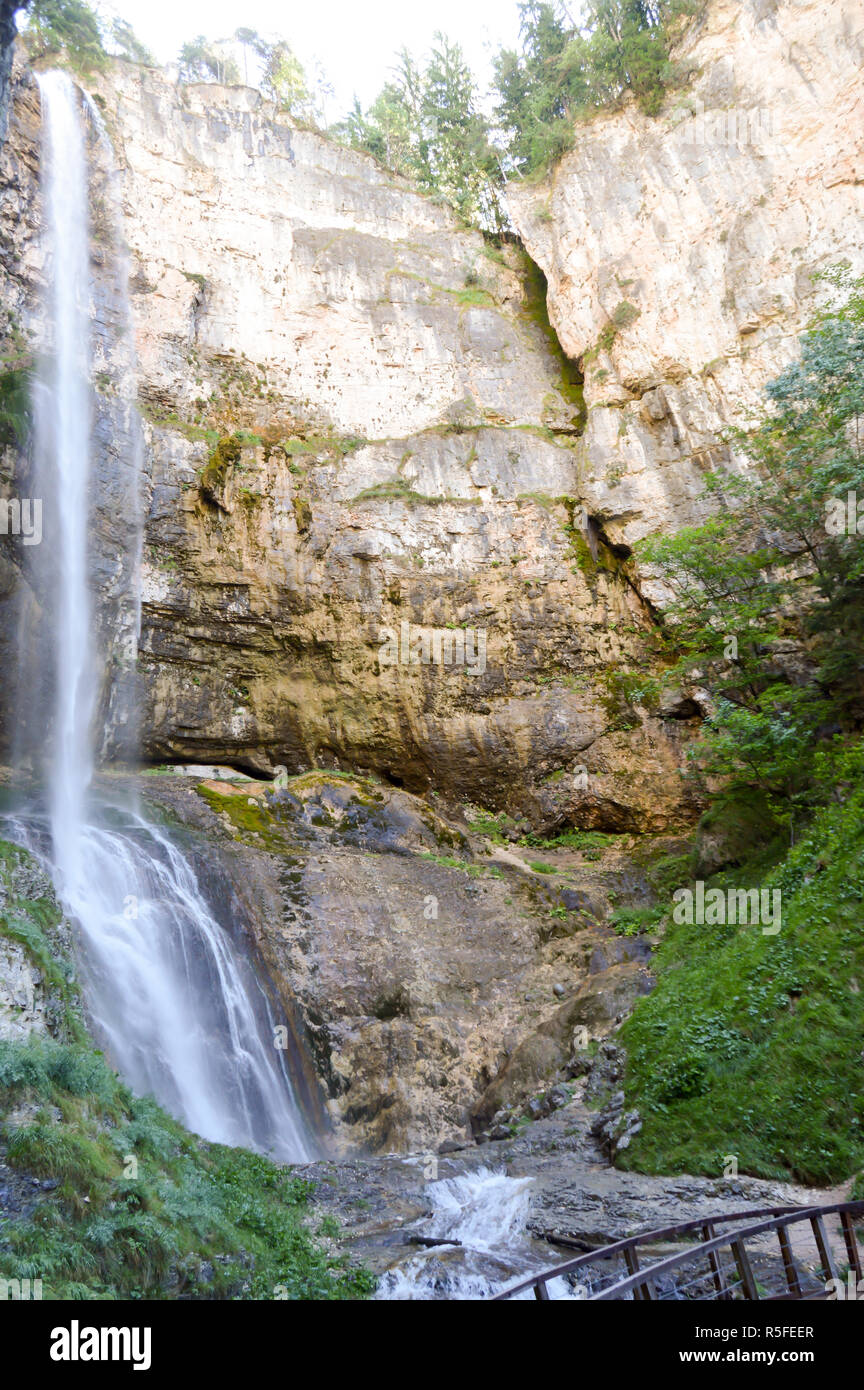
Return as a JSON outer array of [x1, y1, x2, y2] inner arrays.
[[509, 0, 864, 566], [0, 53, 697, 829], [146, 773, 660, 1154], [2, 0, 862, 821]]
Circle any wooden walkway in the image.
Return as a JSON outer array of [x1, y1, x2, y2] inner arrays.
[[492, 1200, 864, 1301]]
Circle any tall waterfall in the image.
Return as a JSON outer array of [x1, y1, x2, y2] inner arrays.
[[36, 70, 94, 886], [19, 72, 313, 1162]]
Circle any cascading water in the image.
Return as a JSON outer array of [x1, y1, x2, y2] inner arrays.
[[376, 1167, 581, 1300], [8, 71, 313, 1162], [36, 70, 95, 884], [47, 803, 313, 1158]]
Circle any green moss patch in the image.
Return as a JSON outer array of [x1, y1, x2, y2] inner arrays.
[[619, 773, 864, 1185]]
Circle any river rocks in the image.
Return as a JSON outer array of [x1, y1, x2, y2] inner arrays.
[[300, 1105, 844, 1284], [591, 1092, 644, 1161]]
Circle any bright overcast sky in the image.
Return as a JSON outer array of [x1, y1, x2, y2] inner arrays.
[[95, 0, 524, 119]]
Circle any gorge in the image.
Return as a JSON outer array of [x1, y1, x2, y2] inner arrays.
[[0, 0, 862, 1303]]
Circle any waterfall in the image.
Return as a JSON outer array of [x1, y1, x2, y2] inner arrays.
[[35, 70, 94, 889], [14, 72, 313, 1162]]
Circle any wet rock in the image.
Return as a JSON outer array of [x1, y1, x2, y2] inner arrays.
[[591, 1091, 642, 1161], [471, 962, 651, 1133]]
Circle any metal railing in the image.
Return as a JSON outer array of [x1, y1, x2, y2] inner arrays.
[[491, 1200, 864, 1301]]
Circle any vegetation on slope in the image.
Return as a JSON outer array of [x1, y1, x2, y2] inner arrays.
[[0, 840, 373, 1300], [620, 744, 864, 1184], [493, 0, 703, 173], [339, 2, 706, 220], [615, 270, 864, 1185]]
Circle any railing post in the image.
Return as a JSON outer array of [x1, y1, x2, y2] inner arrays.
[[731, 1237, 759, 1300], [777, 1220, 802, 1297], [624, 1244, 654, 1301], [534, 1280, 550, 1301], [701, 1222, 731, 1300], [840, 1211, 863, 1285], [810, 1214, 840, 1286]]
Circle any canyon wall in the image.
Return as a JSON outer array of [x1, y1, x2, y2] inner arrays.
[[0, 47, 705, 829], [0, 0, 857, 827], [509, 0, 864, 598], [0, 0, 862, 1151]]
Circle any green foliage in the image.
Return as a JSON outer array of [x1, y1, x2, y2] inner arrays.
[[618, 274, 864, 1185], [620, 751, 864, 1183], [259, 41, 310, 115], [493, 1, 703, 174], [611, 299, 641, 329], [467, 809, 519, 842], [177, 29, 317, 121], [610, 902, 666, 936], [107, 18, 156, 67], [0, 1039, 373, 1298], [178, 35, 240, 85], [638, 269, 864, 842], [335, 33, 505, 231], [22, 0, 106, 72], [199, 433, 243, 499], [0, 365, 31, 449], [22, 2, 156, 73], [520, 827, 621, 853]]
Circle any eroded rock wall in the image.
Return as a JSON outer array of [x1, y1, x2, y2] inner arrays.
[[3, 0, 862, 824], [0, 52, 697, 830], [509, 0, 864, 598]]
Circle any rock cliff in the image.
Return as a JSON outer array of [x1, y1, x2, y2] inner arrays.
[[509, 0, 864, 584], [1, 51, 696, 831], [1, 0, 863, 1153]]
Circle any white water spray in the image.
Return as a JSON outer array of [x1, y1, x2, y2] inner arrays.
[[36, 70, 94, 889], [376, 1167, 584, 1300], [25, 72, 312, 1161]]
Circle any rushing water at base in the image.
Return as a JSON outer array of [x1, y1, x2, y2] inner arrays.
[[24, 72, 313, 1163], [376, 1168, 581, 1300]]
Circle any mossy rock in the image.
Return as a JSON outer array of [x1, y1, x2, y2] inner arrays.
[[292, 495, 313, 533], [199, 434, 243, 502]]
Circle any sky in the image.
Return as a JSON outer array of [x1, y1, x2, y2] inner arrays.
[[94, 0, 524, 121]]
